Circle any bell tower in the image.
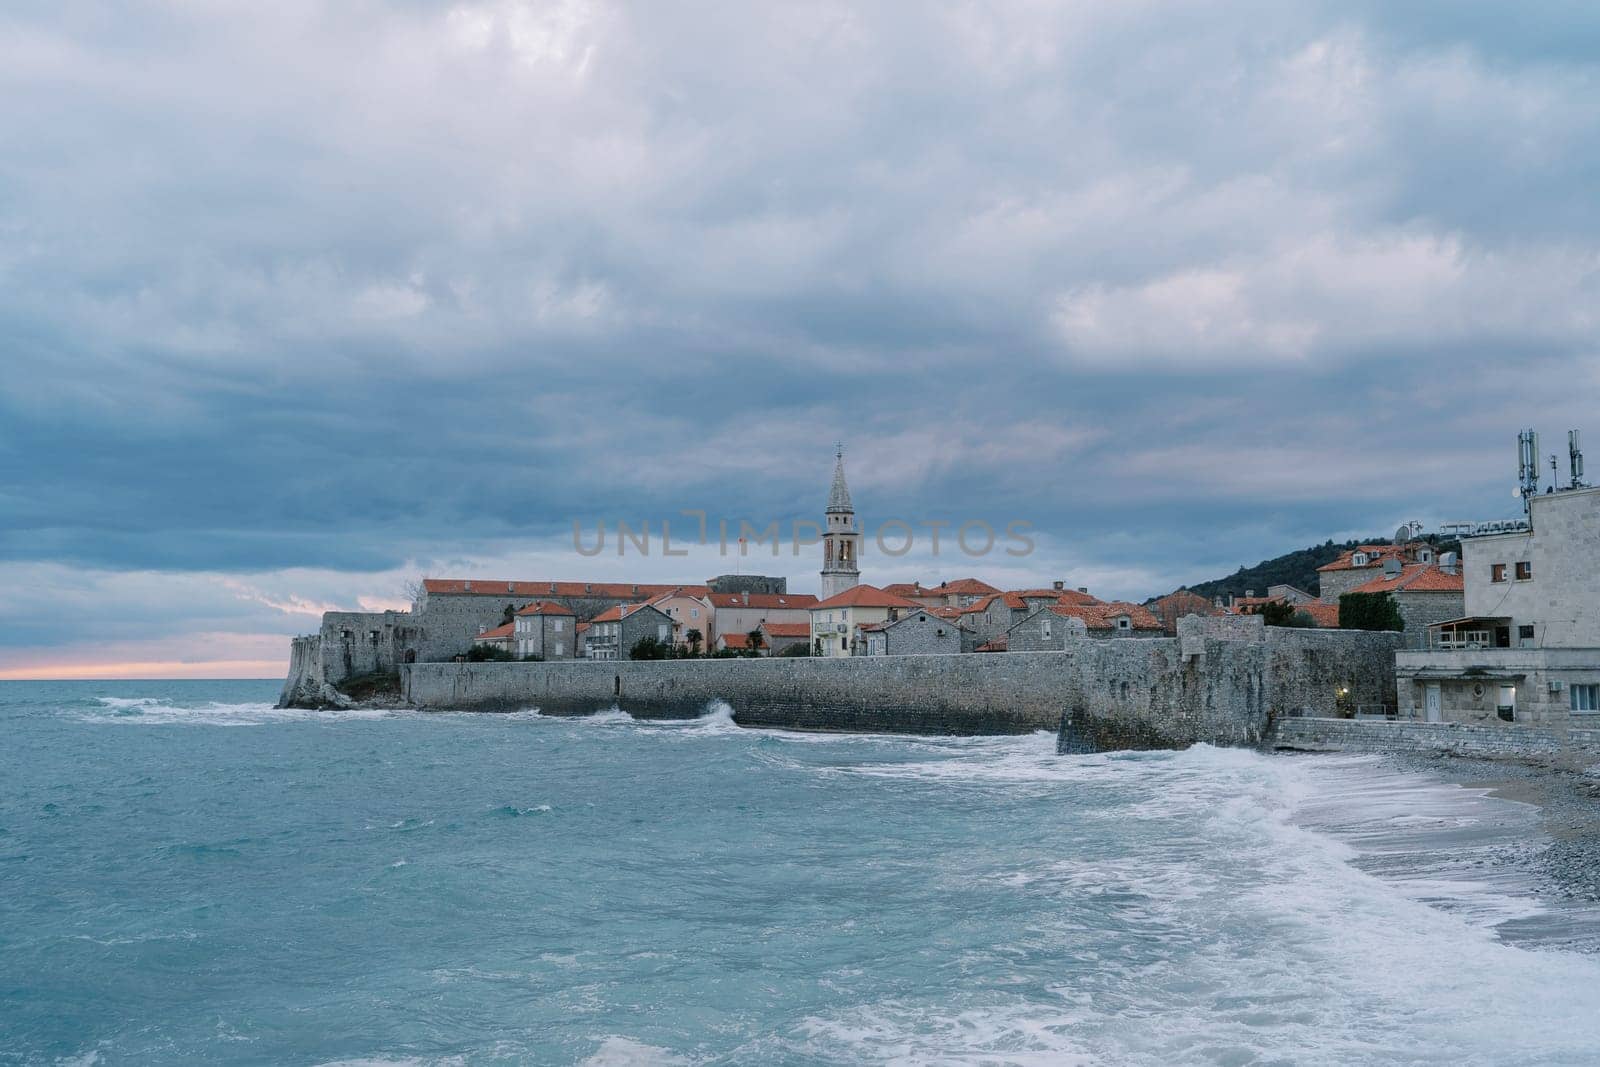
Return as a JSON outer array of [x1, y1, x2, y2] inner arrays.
[[820, 445, 861, 600]]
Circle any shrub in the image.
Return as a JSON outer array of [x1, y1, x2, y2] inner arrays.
[[778, 642, 811, 657], [1338, 592, 1404, 632], [629, 636, 669, 661], [466, 645, 516, 662]]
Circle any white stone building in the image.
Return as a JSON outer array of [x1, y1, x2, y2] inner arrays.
[[809, 585, 919, 657], [1396, 484, 1600, 731]]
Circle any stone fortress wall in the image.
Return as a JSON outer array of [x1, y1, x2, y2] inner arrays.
[[388, 618, 1404, 748]]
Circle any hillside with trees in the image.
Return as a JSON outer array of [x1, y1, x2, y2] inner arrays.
[[1177, 535, 1460, 603]]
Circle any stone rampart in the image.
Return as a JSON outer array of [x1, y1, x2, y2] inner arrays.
[[393, 627, 1404, 746], [1269, 716, 1600, 763]]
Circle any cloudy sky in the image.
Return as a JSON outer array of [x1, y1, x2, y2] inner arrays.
[[4, 1, 1599, 678]]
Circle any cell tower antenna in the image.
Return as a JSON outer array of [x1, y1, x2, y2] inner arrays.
[[1570, 429, 1585, 489], [1517, 429, 1540, 513]]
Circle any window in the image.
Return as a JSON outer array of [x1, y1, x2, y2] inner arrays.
[[1519, 624, 1535, 648], [691, 608, 699, 619], [1352, 552, 1368, 566], [1572, 685, 1600, 713], [1491, 563, 1507, 583], [1515, 561, 1532, 580], [554, 620, 564, 632], [555, 642, 564, 658]]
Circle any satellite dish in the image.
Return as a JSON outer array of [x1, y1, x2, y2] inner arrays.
[[1394, 523, 1413, 545]]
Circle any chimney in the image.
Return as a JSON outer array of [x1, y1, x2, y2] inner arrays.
[[1053, 580, 1065, 591], [1078, 587, 1088, 594], [549, 582, 557, 594]]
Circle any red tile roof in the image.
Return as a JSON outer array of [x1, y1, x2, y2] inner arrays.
[[811, 584, 921, 610], [575, 622, 591, 634], [719, 632, 754, 649], [759, 622, 811, 638], [706, 592, 819, 610], [1296, 601, 1342, 627], [1348, 564, 1465, 596], [589, 603, 666, 623], [927, 606, 964, 619], [975, 634, 1008, 652], [425, 579, 708, 599], [515, 600, 577, 616], [883, 578, 1001, 598], [1048, 601, 1162, 631], [473, 622, 514, 641], [1317, 546, 1405, 572], [968, 592, 1029, 613], [1014, 587, 1100, 606]]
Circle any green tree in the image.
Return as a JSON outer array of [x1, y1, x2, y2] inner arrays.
[[1338, 592, 1404, 632], [466, 644, 515, 662], [1255, 600, 1297, 627], [685, 628, 703, 656], [629, 635, 669, 660], [745, 629, 765, 657]]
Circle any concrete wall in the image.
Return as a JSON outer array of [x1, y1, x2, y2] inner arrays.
[[1270, 716, 1600, 763], [1393, 591, 1465, 649], [861, 611, 973, 656], [1008, 610, 1090, 651], [1396, 647, 1600, 730], [706, 574, 787, 595], [394, 626, 1405, 746], [1317, 567, 1379, 602], [1463, 486, 1600, 647]]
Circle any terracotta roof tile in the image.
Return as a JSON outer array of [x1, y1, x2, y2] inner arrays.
[[706, 592, 818, 609], [473, 623, 514, 641], [1348, 564, 1465, 595], [515, 600, 577, 616], [811, 584, 921, 610], [759, 622, 811, 638], [1295, 601, 1342, 627], [425, 578, 709, 599]]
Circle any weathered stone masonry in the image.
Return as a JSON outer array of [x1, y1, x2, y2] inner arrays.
[[395, 621, 1404, 747]]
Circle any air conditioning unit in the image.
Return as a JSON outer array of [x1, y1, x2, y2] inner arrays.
[[1550, 680, 1565, 694]]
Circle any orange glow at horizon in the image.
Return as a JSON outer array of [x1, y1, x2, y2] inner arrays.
[[0, 659, 287, 681]]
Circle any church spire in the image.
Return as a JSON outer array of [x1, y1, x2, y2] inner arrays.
[[820, 445, 861, 601], [827, 444, 853, 514]]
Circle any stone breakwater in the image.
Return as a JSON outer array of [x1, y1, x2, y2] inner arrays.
[[1271, 716, 1600, 767], [380, 621, 1405, 749]]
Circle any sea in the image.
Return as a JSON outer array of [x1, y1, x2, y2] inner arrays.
[[4, 679, 1600, 1066]]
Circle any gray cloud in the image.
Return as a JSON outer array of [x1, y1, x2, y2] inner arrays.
[[2, 1, 1599, 668]]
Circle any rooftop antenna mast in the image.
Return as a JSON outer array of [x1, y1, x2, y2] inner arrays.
[[1517, 428, 1540, 514], [1571, 429, 1586, 489]]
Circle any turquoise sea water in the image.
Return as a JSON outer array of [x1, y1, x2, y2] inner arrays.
[[5, 679, 1600, 1065]]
